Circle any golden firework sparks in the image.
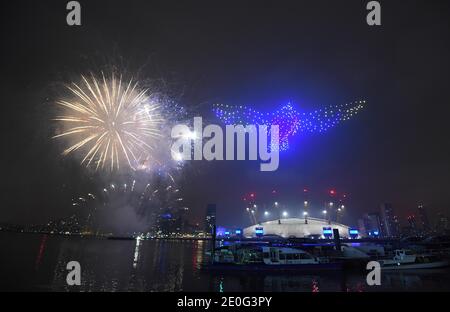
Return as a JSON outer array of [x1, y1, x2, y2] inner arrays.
[[53, 73, 163, 171]]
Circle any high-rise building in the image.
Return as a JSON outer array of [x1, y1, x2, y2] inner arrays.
[[437, 213, 449, 232], [363, 212, 382, 237], [407, 215, 417, 230], [380, 203, 398, 237], [404, 214, 419, 236], [392, 215, 401, 237], [417, 204, 430, 231], [357, 218, 367, 236], [205, 204, 216, 235], [157, 213, 178, 235]]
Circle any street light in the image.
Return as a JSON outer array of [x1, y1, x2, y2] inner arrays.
[[324, 208, 330, 225], [303, 211, 308, 216], [264, 211, 270, 217], [337, 205, 345, 223], [282, 211, 288, 218]]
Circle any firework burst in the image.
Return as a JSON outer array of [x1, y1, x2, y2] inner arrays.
[[53, 73, 164, 171]]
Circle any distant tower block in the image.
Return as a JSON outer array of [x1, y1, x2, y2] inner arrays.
[[380, 203, 398, 237], [417, 204, 430, 231], [205, 204, 217, 235]]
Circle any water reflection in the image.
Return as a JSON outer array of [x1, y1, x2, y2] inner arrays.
[[35, 234, 48, 270], [1, 233, 450, 292]]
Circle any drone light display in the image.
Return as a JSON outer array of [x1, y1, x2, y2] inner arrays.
[[213, 100, 366, 150]]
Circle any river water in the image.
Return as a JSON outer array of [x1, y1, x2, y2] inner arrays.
[[1, 232, 450, 292]]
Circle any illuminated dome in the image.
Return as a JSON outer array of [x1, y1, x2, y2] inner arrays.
[[243, 217, 351, 238]]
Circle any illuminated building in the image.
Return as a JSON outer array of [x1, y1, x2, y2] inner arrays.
[[380, 203, 399, 237], [404, 215, 419, 236], [392, 215, 401, 237], [417, 204, 430, 231], [363, 212, 382, 237], [437, 213, 449, 232], [157, 213, 178, 235], [243, 217, 350, 238], [357, 218, 367, 236], [205, 204, 216, 235], [348, 228, 359, 239], [407, 215, 417, 229]]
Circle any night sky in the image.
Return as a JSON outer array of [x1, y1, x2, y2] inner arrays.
[[1, 0, 450, 228]]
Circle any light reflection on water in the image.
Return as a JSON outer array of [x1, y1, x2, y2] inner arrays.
[[1, 232, 450, 292]]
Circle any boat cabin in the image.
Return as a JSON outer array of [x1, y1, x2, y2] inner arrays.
[[261, 247, 318, 265]]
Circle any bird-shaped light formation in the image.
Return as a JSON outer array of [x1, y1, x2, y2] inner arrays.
[[213, 100, 366, 150]]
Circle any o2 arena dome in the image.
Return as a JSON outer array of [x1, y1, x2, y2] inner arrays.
[[243, 217, 351, 239]]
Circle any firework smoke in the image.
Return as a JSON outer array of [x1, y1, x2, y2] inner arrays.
[[73, 171, 185, 234]]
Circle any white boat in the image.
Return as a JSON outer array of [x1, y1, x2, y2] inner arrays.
[[339, 245, 371, 260], [213, 247, 235, 264], [203, 246, 342, 271], [260, 246, 320, 265], [380, 249, 449, 270], [351, 243, 385, 258]]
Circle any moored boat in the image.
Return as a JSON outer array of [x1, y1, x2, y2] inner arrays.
[[380, 249, 449, 270], [204, 246, 342, 272]]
